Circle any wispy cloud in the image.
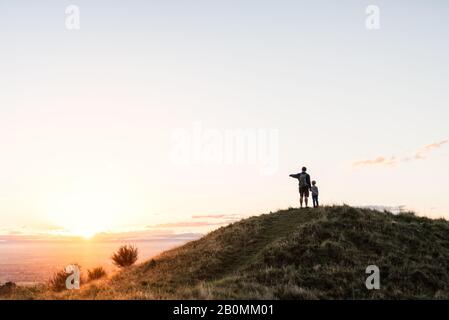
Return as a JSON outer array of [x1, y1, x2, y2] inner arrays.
[[91, 230, 202, 242], [0, 224, 68, 236], [353, 140, 448, 168], [0, 228, 202, 243], [191, 214, 241, 219], [411, 140, 449, 160], [353, 156, 397, 167], [147, 221, 226, 229]]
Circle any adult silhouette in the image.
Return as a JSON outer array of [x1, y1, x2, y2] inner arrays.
[[289, 167, 312, 208]]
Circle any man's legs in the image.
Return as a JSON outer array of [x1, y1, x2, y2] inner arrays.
[[299, 188, 309, 208]]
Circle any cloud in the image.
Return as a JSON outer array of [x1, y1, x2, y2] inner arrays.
[[147, 221, 227, 229], [353, 140, 448, 168], [91, 230, 202, 242], [0, 224, 68, 236], [143, 214, 244, 233], [0, 229, 203, 243], [191, 214, 241, 220], [353, 156, 396, 167], [413, 140, 448, 160]]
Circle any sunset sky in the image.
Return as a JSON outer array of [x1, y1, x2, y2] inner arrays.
[[1, 1, 448, 238]]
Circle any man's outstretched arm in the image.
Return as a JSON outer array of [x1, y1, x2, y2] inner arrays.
[[289, 173, 300, 179]]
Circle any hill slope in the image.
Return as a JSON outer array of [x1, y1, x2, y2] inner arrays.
[[6, 206, 449, 299]]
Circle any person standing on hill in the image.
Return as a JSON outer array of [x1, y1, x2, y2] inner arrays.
[[289, 167, 312, 208], [311, 180, 319, 208]]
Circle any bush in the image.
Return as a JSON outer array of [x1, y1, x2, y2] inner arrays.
[[49, 270, 68, 292], [111, 245, 139, 268], [88, 267, 107, 281], [49, 264, 82, 292], [0, 282, 16, 296]]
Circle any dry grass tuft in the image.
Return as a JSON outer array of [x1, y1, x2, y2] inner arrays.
[[88, 267, 107, 282]]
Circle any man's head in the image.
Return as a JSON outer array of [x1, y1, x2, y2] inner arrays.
[[302, 167, 307, 172], [312, 180, 316, 186]]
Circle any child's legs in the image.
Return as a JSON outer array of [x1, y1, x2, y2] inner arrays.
[[313, 196, 319, 207]]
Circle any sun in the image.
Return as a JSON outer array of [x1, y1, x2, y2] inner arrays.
[[43, 186, 130, 239], [69, 226, 102, 239]]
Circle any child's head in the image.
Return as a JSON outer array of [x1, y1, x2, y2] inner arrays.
[[312, 180, 316, 186]]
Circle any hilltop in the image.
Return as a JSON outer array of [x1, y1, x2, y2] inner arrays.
[[3, 205, 449, 299]]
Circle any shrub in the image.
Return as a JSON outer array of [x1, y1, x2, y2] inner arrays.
[[0, 282, 16, 296], [111, 245, 139, 268], [49, 270, 68, 292], [49, 264, 82, 292], [88, 267, 107, 281]]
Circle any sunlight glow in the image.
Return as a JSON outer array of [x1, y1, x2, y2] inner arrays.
[[42, 180, 134, 238]]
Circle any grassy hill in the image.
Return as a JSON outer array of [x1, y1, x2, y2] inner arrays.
[[4, 205, 449, 299]]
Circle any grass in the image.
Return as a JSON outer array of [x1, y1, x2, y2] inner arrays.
[[48, 269, 70, 292], [87, 267, 107, 282], [2, 205, 449, 299]]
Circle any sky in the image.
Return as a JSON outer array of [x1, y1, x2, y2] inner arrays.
[[0, 1, 448, 238]]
